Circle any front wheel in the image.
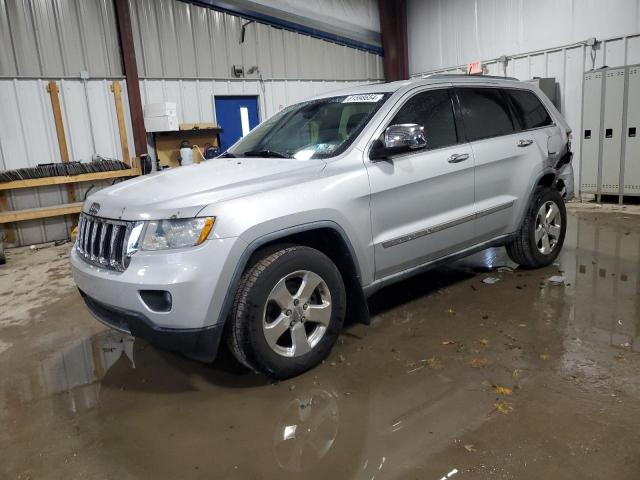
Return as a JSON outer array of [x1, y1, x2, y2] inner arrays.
[[506, 187, 567, 268], [226, 246, 346, 379]]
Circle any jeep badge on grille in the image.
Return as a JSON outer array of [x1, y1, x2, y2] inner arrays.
[[88, 202, 100, 215]]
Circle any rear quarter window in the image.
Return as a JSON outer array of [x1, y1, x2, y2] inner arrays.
[[505, 89, 553, 130], [457, 88, 514, 141]]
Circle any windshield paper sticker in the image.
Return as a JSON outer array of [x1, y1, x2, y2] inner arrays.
[[342, 94, 384, 103]]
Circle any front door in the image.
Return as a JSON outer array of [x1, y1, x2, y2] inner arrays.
[[214, 96, 260, 151], [366, 88, 476, 279]]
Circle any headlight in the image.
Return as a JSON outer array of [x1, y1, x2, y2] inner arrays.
[[139, 217, 215, 251]]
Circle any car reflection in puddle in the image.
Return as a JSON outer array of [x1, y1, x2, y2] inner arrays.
[[1, 210, 639, 479]]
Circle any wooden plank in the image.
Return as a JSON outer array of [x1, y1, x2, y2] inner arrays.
[[0, 191, 17, 243], [47, 81, 70, 163], [179, 123, 221, 131], [0, 202, 83, 224], [111, 81, 131, 165], [47, 80, 77, 204], [0, 167, 141, 191]]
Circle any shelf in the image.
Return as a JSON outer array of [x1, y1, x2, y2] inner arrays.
[[0, 167, 141, 191], [179, 122, 222, 131], [0, 202, 83, 224]]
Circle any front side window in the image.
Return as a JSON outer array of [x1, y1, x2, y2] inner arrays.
[[505, 89, 553, 130], [226, 93, 391, 160], [457, 88, 515, 141], [389, 89, 458, 150]]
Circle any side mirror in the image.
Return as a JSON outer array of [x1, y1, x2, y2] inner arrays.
[[384, 124, 427, 150], [370, 124, 427, 160]]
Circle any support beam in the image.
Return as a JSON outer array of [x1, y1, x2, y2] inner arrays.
[[46, 80, 76, 204], [114, 0, 147, 156], [378, 0, 409, 81], [111, 81, 131, 165]]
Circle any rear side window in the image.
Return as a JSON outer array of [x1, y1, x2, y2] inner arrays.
[[390, 89, 458, 150], [505, 89, 553, 130], [457, 88, 514, 141]]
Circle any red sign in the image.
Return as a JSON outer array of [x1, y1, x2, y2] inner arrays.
[[468, 61, 482, 75]]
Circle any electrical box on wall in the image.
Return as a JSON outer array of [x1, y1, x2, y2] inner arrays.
[[144, 102, 178, 132], [579, 65, 640, 201], [524, 78, 557, 107]]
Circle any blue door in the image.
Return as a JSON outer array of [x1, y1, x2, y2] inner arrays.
[[214, 96, 260, 151]]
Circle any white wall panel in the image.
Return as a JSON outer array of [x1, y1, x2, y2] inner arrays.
[[139, 78, 373, 124], [409, 0, 640, 73], [0, 79, 133, 245], [628, 36, 640, 63], [408, 0, 640, 198]]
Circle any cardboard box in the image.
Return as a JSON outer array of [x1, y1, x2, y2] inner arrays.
[[144, 102, 178, 132], [144, 115, 179, 132], [144, 102, 177, 118]]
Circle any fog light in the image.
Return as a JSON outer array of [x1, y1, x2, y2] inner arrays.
[[139, 290, 172, 312]]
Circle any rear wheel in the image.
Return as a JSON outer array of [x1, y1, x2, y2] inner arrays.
[[506, 187, 566, 268], [226, 246, 346, 379]]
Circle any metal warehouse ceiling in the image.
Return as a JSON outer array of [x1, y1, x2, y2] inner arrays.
[[187, 0, 382, 53]]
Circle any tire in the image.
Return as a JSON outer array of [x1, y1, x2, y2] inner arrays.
[[506, 186, 567, 268], [226, 245, 346, 379]]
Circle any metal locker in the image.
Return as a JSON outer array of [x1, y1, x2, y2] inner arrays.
[[580, 71, 603, 193], [623, 66, 640, 195], [600, 68, 626, 194]]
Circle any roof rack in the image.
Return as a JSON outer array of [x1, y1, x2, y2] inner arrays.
[[424, 74, 520, 81]]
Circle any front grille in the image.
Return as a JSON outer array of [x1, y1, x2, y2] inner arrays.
[[76, 214, 131, 271]]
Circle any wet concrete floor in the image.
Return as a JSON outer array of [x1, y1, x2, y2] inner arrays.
[[1, 208, 639, 479]]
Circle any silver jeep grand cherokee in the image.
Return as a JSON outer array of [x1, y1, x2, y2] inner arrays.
[[71, 75, 573, 378]]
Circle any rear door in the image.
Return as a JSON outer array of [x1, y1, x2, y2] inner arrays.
[[456, 87, 546, 242], [366, 88, 476, 279]]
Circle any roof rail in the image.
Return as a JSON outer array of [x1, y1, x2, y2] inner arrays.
[[424, 73, 520, 81]]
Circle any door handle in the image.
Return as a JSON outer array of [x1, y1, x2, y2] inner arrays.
[[448, 153, 469, 163], [517, 139, 534, 147]]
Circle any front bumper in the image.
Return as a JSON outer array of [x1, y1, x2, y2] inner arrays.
[[80, 290, 224, 361], [71, 236, 249, 359]]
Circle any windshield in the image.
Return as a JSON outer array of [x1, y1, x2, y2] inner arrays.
[[226, 93, 391, 160]]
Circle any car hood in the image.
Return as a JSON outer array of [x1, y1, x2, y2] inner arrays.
[[83, 157, 326, 221]]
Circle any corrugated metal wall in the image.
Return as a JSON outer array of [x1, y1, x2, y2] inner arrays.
[[138, 79, 375, 126], [0, 0, 121, 77], [0, 0, 383, 247], [407, 0, 640, 73], [410, 33, 640, 199], [407, 0, 640, 198], [0, 78, 134, 245], [128, 0, 383, 80]]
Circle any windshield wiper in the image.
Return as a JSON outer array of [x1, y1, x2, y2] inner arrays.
[[218, 151, 235, 158], [242, 149, 290, 158]]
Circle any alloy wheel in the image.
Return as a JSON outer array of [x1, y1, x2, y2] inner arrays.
[[263, 270, 332, 357], [535, 200, 562, 255]]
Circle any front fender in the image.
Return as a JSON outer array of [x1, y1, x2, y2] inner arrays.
[[207, 219, 371, 330]]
